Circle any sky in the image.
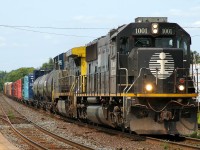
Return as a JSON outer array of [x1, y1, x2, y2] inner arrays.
[[0, 0, 200, 72]]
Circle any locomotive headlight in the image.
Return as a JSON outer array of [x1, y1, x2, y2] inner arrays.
[[178, 85, 185, 91], [152, 23, 159, 34], [145, 84, 153, 92], [152, 29, 158, 34], [152, 23, 158, 28]]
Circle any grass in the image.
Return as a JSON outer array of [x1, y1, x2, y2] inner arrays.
[[188, 112, 200, 138], [7, 110, 15, 120], [198, 112, 200, 124], [190, 131, 200, 138], [162, 142, 170, 150]]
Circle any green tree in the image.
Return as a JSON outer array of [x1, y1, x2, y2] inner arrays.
[[4, 67, 34, 82], [0, 67, 35, 92], [191, 50, 200, 63], [40, 58, 54, 70]]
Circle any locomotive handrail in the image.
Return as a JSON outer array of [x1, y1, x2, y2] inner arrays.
[[122, 67, 147, 122], [195, 68, 199, 94], [58, 75, 76, 94], [125, 67, 147, 94], [119, 68, 128, 122], [79, 75, 87, 94], [78, 75, 82, 95], [70, 75, 76, 94], [119, 68, 128, 93], [116, 51, 129, 122]]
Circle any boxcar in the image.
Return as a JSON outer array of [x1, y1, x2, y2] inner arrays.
[[4, 82, 12, 96], [13, 79, 22, 100]]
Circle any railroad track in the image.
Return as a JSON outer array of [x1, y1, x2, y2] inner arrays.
[[145, 136, 200, 150], [2, 95, 145, 142], [49, 108, 200, 150], [0, 95, 94, 150], [182, 136, 200, 149], [3, 94, 200, 150]]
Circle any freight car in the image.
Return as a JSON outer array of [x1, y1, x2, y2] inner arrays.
[[6, 17, 199, 135], [12, 79, 23, 100], [28, 70, 46, 104], [3, 70, 46, 104], [23, 74, 34, 101], [4, 82, 12, 96]]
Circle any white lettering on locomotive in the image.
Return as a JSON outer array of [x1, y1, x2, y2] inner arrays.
[[135, 28, 148, 34], [162, 28, 173, 35]]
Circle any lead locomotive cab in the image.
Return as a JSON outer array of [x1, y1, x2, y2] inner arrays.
[[112, 17, 197, 135], [127, 17, 193, 94]]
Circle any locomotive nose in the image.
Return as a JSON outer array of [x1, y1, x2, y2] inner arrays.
[[128, 48, 184, 93]]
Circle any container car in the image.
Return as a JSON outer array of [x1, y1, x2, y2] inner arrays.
[[13, 79, 22, 100], [4, 82, 12, 96], [23, 74, 34, 101]]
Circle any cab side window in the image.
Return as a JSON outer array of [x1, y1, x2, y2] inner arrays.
[[179, 38, 187, 55]]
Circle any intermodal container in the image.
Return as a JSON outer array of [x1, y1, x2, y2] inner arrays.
[[23, 74, 34, 100]]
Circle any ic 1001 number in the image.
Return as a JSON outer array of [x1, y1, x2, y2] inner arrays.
[[135, 28, 148, 34]]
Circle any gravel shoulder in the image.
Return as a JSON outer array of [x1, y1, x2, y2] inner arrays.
[[2, 97, 164, 150]]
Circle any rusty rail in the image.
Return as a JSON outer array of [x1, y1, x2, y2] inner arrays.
[[146, 136, 200, 150], [0, 95, 94, 150], [0, 99, 48, 150]]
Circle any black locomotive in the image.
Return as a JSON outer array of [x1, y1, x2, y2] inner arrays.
[[6, 17, 198, 135]]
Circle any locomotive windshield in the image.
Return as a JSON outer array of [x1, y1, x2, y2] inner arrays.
[[155, 38, 173, 48], [134, 37, 174, 48], [134, 38, 152, 47]]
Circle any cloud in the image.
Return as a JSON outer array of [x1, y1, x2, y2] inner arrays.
[[0, 37, 6, 47], [193, 21, 200, 26]]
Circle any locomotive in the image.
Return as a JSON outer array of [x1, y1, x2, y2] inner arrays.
[[5, 17, 198, 135]]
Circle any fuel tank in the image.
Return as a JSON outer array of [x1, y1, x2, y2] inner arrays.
[[87, 106, 114, 127], [57, 100, 67, 116]]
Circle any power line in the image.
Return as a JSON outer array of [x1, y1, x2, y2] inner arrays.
[[183, 27, 200, 28], [0, 24, 200, 29], [0, 24, 200, 37], [191, 35, 200, 37], [1, 25, 97, 38], [0, 24, 110, 30]]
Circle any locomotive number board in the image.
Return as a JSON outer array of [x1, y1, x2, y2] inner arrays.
[[133, 27, 175, 35]]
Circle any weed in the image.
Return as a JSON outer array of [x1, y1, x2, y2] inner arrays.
[[162, 141, 169, 150], [8, 110, 15, 119]]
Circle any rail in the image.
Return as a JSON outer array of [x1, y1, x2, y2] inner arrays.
[[146, 136, 200, 150], [0, 97, 48, 150], [0, 95, 94, 150]]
